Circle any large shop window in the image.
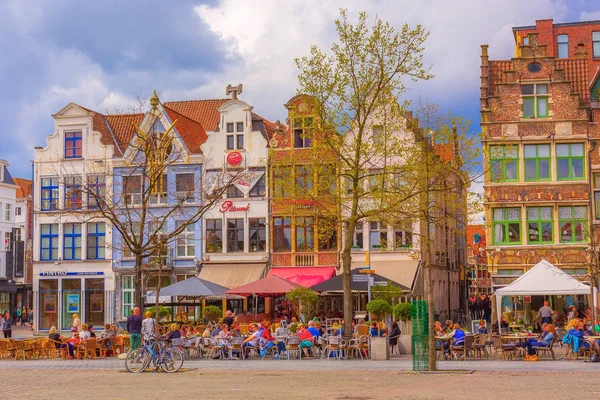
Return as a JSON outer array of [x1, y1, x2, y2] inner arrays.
[[206, 219, 223, 253], [490, 145, 518, 182], [40, 223, 59, 261], [41, 177, 59, 211], [527, 207, 553, 244], [557, 143, 584, 180], [85, 278, 105, 327], [296, 217, 314, 251], [64, 130, 82, 158], [493, 208, 521, 245], [63, 223, 82, 260], [39, 279, 59, 330], [227, 219, 244, 252], [64, 176, 82, 210], [176, 221, 195, 257], [249, 218, 266, 252], [122, 276, 134, 318], [61, 279, 81, 331], [274, 217, 292, 251], [87, 222, 106, 260], [559, 206, 587, 243], [524, 144, 550, 181]]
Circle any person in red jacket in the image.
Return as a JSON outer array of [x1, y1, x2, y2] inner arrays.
[[297, 324, 313, 355]]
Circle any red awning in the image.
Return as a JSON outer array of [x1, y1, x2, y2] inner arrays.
[[226, 275, 303, 297], [268, 267, 336, 288]]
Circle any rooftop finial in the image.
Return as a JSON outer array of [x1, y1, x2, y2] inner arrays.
[[226, 84, 243, 100], [150, 90, 160, 110]]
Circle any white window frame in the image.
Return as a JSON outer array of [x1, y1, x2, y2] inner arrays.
[[176, 221, 195, 257]]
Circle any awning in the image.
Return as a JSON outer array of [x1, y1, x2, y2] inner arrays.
[[0, 281, 17, 293], [199, 263, 267, 289], [268, 267, 336, 287], [311, 268, 410, 292], [226, 275, 303, 297], [351, 260, 420, 292]]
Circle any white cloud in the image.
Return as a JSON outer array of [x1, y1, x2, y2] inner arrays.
[[580, 11, 600, 21]]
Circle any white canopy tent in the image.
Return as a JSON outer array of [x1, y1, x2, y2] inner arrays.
[[495, 259, 597, 332]]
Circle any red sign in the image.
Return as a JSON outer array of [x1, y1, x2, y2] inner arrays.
[[227, 152, 242, 165], [219, 200, 250, 213]]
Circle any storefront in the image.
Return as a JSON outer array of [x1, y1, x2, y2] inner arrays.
[[33, 266, 114, 334]]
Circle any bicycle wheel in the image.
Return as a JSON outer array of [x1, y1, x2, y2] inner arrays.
[[125, 349, 150, 373], [160, 347, 184, 373]]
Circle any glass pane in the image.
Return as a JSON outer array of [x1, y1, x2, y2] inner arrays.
[[557, 159, 569, 178], [574, 206, 587, 219], [525, 160, 537, 180], [556, 144, 569, 157], [557, 34, 568, 43], [537, 145, 550, 157], [559, 207, 572, 219], [594, 42, 600, 58], [528, 222, 539, 242], [491, 162, 503, 181], [536, 84, 548, 95], [508, 223, 520, 242], [527, 208, 538, 220], [537, 97, 547, 116], [504, 146, 518, 159], [505, 161, 517, 180], [594, 174, 600, 188], [494, 224, 504, 243], [493, 209, 504, 221], [540, 207, 552, 220], [523, 98, 534, 117], [593, 31, 600, 41], [538, 159, 550, 179], [541, 223, 552, 241], [596, 192, 600, 220], [574, 222, 585, 241], [558, 43, 568, 58], [507, 208, 520, 220], [571, 143, 584, 156], [571, 158, 583, 178], [521, 85, 534, 95], [524, 145, 537, 158]]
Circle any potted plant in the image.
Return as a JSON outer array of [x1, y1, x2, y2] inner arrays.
[[366, 299, 393, 360], [146, 305, 171, 322], [202, 305, 222, 323]]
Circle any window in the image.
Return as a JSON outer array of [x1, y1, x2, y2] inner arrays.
[[176, 221, 195, 257], [293, 117, 313, 148], [522, 84, 548, 118], [226, 135, 234, 150], [594, 173, 600, 220], [122, 276, 135, 317], [594, 31, 600, 58], [370, 221, 387, 249], [175, 173, 195, 203], [149, 222, 167, 265], [122, 222, 141, 258], [87, 174, 106, 209], [64, 130, 82, 158], [557, 34, 568, 58], [5, 232, 10, 251], [353, 222, 363, 249], [524, 144, 550, 181], [368, 168, 384, 192], [40, 177, 59, 211], [249, 174, 266, 197], [227, 219, 244, 252], [493, 208, 521, 244], [556, 143, 584, 180], [87, 222, 106, 260], [318, 219, 337, 250], [559, 206, 587, 243], [149, 174, 168, 204], [372, 125, 383, 145], [393, 222, 412, 249], [296, 217, 314, 251], [64, 176, 82, 210], [295, 166, 314, 193], [527, 62, 542, 73], [490, 145, 518, 182], [14, 228, 22, 242], [15, 207, 21, 217], [273, 166, 291, 197], [236, 134, 244, 150], [206, 219, 223, 253], [317, 164, 336, 195], [249, 218, 266, 252], [63, 223, 81, 260], [273, 217, 291, 251], [123, 175, 141, 205], [227, 185, 244, 198], [227, 123, 234, 133], [526, 207, 553, 244], [4, 204, 10, 222], [236, 122, 244, 132], [523, 36, 529, 45], [40, 223, 58, 261]]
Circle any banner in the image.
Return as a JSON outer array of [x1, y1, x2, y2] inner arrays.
[[66, 294, 80, 313]]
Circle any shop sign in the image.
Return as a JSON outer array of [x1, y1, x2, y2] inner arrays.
[[523, 296, 532, 304], [40, 271, 104, 277], [219, 200, 250, 213], [227, 151, 243, 165]]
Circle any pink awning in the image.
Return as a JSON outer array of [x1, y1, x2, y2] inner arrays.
[[268, 267, 336, 288]]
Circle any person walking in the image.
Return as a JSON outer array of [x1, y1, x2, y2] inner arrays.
[[141, 311, 157, 343], [71, 313, 81, 334], [127, 307, 143, 350], [2, 311, 13, 338], [537, 301, 553, 325], [16, 307, 22, 325]]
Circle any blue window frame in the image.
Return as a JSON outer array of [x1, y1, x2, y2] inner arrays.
[[64, 176, 82, 210], [63, 223, 81, 260], [41, 177, 59, 211], [40, 224, 59, 261], [65, 131, 82, 158], [87, 174, 106, 209], [87, 222, 106, 260]]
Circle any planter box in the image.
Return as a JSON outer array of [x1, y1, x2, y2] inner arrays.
[[370, 337, 390, 360], [398, 335, 412, 355]]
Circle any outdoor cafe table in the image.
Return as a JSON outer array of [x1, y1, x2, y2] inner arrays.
[[501, 333, 539, 346]]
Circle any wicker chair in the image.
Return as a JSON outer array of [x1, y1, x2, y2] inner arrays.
[[451, 335, 475, 361], [13, 340, 33, 360], [0, 340, 9, 360], [491, 335, 516, 360], [473, 334, 489, 359], [45, 339, 67, 359], [76, 338, 97, 359], [96, 338, 110, 358]]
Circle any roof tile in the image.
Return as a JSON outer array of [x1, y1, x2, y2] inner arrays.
[[163, 99, 229, 131]]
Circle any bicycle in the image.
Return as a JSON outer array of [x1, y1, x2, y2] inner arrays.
[[124, 339, 184, 373]]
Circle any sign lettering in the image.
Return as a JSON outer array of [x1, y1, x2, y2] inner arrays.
[[226, 152, 243, 165], [219, 200, 251, 213]]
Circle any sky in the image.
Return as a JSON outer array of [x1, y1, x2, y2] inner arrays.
[[1, 0, 600, 182]]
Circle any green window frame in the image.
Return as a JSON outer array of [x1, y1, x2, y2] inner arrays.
[[522, 84, 549, 118], [524, 144, 550, 181], [556, 143, 585, 180], [490, 145, 519, 182], [526, 207, 553, 244], [558, 206, 587, 243], [493, 208, 521, 245], [594, 173, 600, 220]]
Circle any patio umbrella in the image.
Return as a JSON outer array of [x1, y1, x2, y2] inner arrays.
[[225, 275, 304, 297], [310, 269, 410, 292]]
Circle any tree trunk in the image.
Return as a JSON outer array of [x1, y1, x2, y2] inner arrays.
[[425, 261, 437, 371], [134, 255, 144, 312], [342, 246, 353, 339]]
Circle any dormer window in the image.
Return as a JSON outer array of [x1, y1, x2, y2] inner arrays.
[[226, 122, 244, 150], [522, 84, 548, 118], [65, 130, 82, 158], [294, 117, 313, 148]]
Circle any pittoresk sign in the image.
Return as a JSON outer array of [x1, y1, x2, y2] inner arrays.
[[219, 200, 250, 213]]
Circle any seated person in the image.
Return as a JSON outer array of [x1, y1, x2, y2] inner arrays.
[[434, 321, 444, 336], [444, 320, 454, 333], [259, 322, 278, 356], [48, 326, 62, 346], [521, 323, 555, 361], [354, 318, 368, 335], [202, 327, 211, 338], [441, 323, 465, 355], [79, 324, 91, 341], [476, 320, 488, 334], [307, 320, 320, 338], [331, 323, 342, 336], [223, 310, 236, 328], [243, 324, 261, 356], [88, 325, 96, 338], [369, 322, 380, 337], [167, 323, 182, 340], [377, 321, 388, 337], [100, 323, 116, 355], [297, 324, 313, 354]]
